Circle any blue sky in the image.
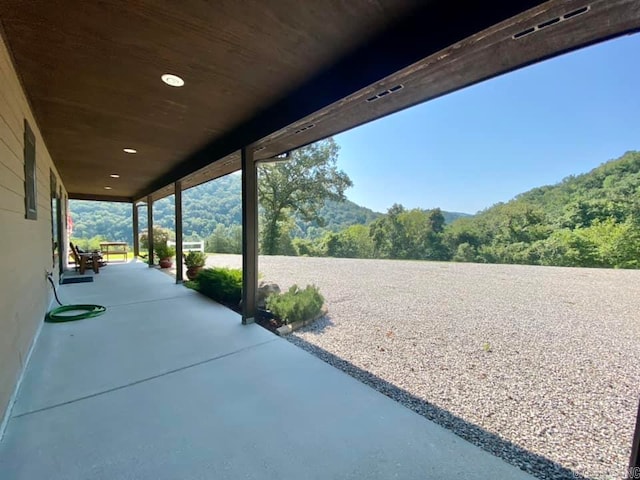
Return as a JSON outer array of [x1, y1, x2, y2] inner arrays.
[[334, 33, 640, 214]]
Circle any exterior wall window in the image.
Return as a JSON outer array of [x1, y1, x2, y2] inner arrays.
[[24, 120, 37, 220], [50, 170, 59, 268]]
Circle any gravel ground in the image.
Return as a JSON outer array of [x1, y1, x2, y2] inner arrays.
[[207, 254, 640, 480]]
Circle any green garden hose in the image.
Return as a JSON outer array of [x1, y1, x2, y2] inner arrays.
[[45, 275, 106, 323], [45, 304, 107, 323]]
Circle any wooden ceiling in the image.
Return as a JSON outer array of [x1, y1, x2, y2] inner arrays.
[[1, 1, 639, 202], [0, 0, 417, 199]]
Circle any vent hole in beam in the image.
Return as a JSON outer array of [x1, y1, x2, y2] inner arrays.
[[365, 84, 404, 103], [294, 124, 316, 135], [512, 5, 590, 40], [564, 6, 590, 20], [538, 17, 561, 29], [513, 26, 536, 39]]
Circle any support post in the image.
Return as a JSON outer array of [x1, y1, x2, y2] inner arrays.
[[630, 398, 640, 479], [241, 147, 258, 324], [146, 195, 154, 267], [175, 181, 183, 283], [132, 202, 139, 258]]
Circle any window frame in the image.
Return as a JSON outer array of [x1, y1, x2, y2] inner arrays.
[[24, 119, 37, 220]]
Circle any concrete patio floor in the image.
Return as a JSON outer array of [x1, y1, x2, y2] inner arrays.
[[0, 261, 535, 479]]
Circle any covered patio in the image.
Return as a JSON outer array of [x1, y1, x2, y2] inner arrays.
[[5, 0, 640, 326], [1, 1, 639, 477], [0, 262, 534, 479]]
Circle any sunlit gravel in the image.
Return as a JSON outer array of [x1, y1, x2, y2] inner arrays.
[[208, 254, 640, 480]]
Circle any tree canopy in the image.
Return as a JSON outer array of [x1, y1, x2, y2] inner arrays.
[[258, 138, 353, 255]]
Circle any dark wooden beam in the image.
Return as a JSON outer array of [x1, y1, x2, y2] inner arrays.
[[136, 1, 545, 199], [132, 203, 139, 257], [146, 195, 154, 267], [174, 181, 183, 284], [241, 146, 258, 325], [257, 0, 640, 164], [69, 193, 132, 203]]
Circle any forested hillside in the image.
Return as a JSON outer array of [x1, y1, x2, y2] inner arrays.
[[71, 151, 640, 268], [448, 150, 640, 267], [70, 201, 131, 243], [70, 174, 383, 246], [291, 151, 640, 268], [71, 172, 469, 249]]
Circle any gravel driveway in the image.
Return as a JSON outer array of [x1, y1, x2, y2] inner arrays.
[[207, 254, 640, 480]]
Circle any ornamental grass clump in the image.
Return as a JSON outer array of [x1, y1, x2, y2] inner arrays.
[[266, 284, 324, 325], [197, 267, 242, 305]]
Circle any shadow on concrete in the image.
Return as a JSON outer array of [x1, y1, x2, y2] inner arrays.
[[286, 335, 590, 480]]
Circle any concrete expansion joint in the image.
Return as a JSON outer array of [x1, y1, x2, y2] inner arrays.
[[12, 338, 278, 419], [106, 294, 196, 309]]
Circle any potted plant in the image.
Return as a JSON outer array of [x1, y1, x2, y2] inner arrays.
[[184, 251, 207, 280], [155, 243, 175, 269]]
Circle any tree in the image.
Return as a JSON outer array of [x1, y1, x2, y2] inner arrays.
[[258, 138, 352, 255], [370, 204, 406, 258], [452, 242, 478, 263], [205, 224, 242, 254], [370, 205, 449, 261], [139, 226, 172, 250], [324, 224, 374, 258]]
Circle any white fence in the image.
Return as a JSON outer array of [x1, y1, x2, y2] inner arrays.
[[167, 240, 204, 252]]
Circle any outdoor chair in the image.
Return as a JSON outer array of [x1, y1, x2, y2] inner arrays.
[[76, 245, 106, 266], [69, 242, 100, 274]]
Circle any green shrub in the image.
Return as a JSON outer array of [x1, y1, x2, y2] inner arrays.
[[183, 280, 200, 291], [292, 238, 324, 257], [184, 250, 207, 267], [266, 284, 324, 325], [197, 268, 242, 305], [154, 243, 175, 259]]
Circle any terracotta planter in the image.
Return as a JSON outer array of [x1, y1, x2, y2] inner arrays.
[[159, 258, 173, 269], [186, 266, 203, 280]]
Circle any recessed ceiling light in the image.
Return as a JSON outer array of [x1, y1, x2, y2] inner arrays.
[[110, 174, 120, 178], [123, 148, 137, 154], [104, 186, 112, 190], [161, 73, 184, 87]]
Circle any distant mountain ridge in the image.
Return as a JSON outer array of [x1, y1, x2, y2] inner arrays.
[[442, 211, 472, 224]]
